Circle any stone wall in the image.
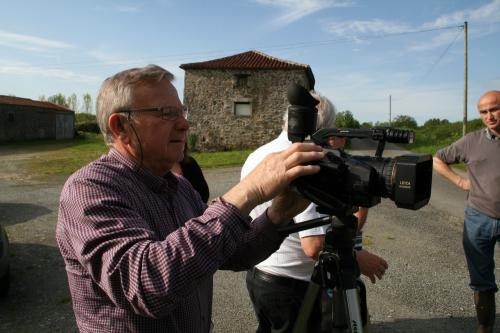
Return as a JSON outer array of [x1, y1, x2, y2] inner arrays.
[[183, 69, 312, 151]]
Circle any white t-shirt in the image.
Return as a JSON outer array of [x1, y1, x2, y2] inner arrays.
[[241, 131, 328, 281]]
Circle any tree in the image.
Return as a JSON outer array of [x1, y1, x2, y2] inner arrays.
[[39, 95, 46, 101], [47, 93, 69, 108], [423, 118, 449, 127], [336, 110, 360, 128], [67, 93, 78, 112], [82, 93, 93, 114], [391, 115, 418, 129]]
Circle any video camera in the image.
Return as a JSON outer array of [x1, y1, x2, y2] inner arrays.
[[287, 83, 433, 215]]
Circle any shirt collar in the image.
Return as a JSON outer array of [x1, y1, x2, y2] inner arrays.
[[485, 128, 500, 141], [108, 148, 178, 193]]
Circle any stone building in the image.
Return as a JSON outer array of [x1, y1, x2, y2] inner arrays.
[[180, 50, 315, 151], [0, 95, 74, 143]]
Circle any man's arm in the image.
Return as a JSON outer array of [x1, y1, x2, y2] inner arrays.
[[355, 207, 368, 232], [433, 156, 470, 191], [301, 235, 325, 261], [300, 235, 388, 283]]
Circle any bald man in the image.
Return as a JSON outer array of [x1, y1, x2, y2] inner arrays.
[[433, 90, 500, 333]]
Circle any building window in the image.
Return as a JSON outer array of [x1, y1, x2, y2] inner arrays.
[[234, 102, 252, 117], [7, 113, 14, 122], [234, 74, 250, 88]]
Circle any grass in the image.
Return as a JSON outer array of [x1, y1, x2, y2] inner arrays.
[[1, 132, 253, 178], [3, 118, 483, 178], [16, 133, 107, 177]]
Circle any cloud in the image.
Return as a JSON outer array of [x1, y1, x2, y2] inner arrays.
[[0, 30, 75, 52], [255, 0, 354, 26], [424, 0, 500, 28], [324, 19, 411, 36], [114, 4, 143, 13], [0, 62, 99, 84], [408, 29, 462, 51], [320, 1, 500, 52], [87, 49, 138, 66]]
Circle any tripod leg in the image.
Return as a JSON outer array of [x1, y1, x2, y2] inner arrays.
[[344, 288, 364, 333], [293, 283, 321, 333]]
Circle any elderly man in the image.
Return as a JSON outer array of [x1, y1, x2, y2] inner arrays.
[[56, 64, 324, 332], [433, 90, 500, 333]]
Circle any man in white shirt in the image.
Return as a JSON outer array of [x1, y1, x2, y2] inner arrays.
[[242, 91, 388, 333]]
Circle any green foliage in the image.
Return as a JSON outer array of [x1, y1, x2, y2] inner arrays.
[[423, 118, 449, 127], [375, 121, 390, 127], [40, 92, 93, 113], [83, 93, 93, 113], [191, 149, 254, 168], [187, 133, 198, 152], [47, 93, 69, 108], [76, 122, 100, 133], [6, 116, 487, 179], [336, 110, 360, 128], [391, 115, 418, 129], [75, 113, 96, 123], [75, 113, 99, 133], [407, 118, 484, 155]]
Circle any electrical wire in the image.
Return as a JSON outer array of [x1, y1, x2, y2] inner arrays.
[[21, 25, 463, 71]]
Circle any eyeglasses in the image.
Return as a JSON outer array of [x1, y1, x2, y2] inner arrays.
[[117, 105, 189, 121], [479, 106, 500, 115]]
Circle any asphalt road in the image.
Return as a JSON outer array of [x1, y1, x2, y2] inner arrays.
[[209, 140, 500, 333], [0, 143, 499, 332]]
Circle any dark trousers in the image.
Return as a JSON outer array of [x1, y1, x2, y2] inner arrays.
[[246, 268, 321, 333]]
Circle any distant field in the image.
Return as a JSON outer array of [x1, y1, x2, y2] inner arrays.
[[2, 117, 482, 178], [1, 133, 254, 179]]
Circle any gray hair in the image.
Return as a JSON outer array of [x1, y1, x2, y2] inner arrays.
[[96, 64, 175, 146], [282, 90, 337, 131]]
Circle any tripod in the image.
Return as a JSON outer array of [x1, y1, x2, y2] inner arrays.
[[280, 210, 368, 333]]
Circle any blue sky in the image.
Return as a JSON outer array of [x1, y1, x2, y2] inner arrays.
[[1, 0, 499, 125]]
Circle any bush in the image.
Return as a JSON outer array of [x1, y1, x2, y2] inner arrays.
[[336, 110, 360, 128], [75, 113, 99, 133], [391, 115, 418, 129], [76, 122, 100, 133], [188, 133, 198, 152]]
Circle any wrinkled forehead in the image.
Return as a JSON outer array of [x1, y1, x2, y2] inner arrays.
[[478, 92, 500, 108]]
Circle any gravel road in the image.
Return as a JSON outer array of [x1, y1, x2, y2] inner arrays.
[[0, 144, 499, 332]]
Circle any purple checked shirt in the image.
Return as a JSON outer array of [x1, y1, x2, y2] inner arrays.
[[56, 148, 285, 332]]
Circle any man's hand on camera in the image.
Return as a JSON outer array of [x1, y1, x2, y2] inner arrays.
[[267, 187, 311, 226], [356, 249, 388, 284], [222, 142, 324, 217]]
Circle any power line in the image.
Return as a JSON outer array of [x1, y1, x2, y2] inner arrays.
[[21, 24, 463, 71], [419, 28, 463, 81]]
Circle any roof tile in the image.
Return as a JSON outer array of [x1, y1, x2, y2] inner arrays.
[[180, 50, 310, 70]]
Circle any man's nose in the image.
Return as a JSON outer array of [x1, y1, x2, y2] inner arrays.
[[175, 115, 190, 130]]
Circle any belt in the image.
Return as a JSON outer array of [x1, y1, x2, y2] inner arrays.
[[249, 267, 309, 289]]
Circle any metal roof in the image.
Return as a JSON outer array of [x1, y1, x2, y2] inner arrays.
[[0, 95, 74, 113]]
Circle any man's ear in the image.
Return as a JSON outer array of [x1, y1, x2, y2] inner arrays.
[[108, 113, 129, 140]]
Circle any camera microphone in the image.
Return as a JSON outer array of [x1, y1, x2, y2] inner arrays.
[[287, 83, 319, 142], [287, 83, 319, 107]]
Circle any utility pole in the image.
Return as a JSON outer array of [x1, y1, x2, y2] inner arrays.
[[389, 95, 392, 125], [463, 21, 468, 136]]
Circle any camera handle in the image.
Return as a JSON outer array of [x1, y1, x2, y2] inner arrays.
[[289, 213, 368, 333]]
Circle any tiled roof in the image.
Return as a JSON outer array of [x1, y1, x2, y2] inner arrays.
[[180, 50, 315, 88], [180, 50, 311, 70], [0, 95, 74, 113]]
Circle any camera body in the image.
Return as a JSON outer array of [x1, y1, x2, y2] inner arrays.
[[287, 83, 433, 214]]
